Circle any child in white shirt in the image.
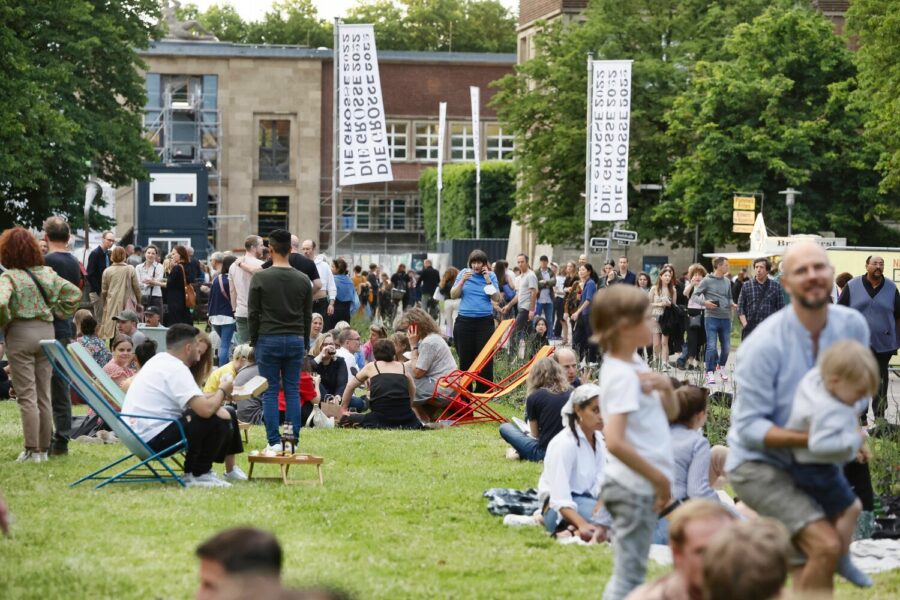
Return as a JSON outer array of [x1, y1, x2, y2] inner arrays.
[[593, 285, 679, 600], [786, 340, 878, 588]]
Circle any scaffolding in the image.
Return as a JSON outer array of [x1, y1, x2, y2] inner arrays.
[[144, 76, 223, 249]]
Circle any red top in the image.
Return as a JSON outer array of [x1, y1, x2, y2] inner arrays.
[[278, 372, 317, 411]]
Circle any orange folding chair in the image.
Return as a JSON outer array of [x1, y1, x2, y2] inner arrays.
[[434, 345, 556, 425]]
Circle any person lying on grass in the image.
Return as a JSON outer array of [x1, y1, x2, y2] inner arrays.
[[536, 384, 612, 542]]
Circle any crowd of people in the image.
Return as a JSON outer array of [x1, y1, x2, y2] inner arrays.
[[1, 212, 897, 598]]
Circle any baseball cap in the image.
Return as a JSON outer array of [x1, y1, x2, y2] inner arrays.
[[143, 306, 161, 316], [112, 310, 139, 322]]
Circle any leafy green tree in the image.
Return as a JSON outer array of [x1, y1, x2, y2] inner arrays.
[[662, 5, 899, 247], [0, 0, 159, 231], [419, 162, 516, 243], [846, 0, 900, 195], [345, 0, 412, 50], [492, 0, 774, 246], [197, 3, 249, 42], [246, 0, 332, 47]]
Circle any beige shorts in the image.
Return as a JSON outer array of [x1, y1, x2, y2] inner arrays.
[[729, 460, 825, 537]]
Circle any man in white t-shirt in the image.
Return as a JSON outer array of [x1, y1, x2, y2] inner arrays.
[[502, 254, 539, 345], [121, 323, 243, 487], [229, 235, 264, 345]]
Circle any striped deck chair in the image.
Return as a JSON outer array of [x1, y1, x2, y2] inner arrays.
[[434, 345, 556, 425], [41, 340, 187, 489]]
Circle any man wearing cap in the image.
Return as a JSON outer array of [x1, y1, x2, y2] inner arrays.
[[114, 310, 147, 346], [143, 306, 162, 328]]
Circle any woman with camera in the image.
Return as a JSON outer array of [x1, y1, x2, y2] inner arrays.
[[450, 249, 502, 392], [311, 332, 348, 401]]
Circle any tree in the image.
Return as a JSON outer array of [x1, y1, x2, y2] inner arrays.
[[662, 5, 899, 248], [345, 0, 411, 50], [491, 0, 774, 246], [419, 162, 516, 243], [847, 0, 900, 195], [0, 0, 159, 231], [246, 0, 332, 48]]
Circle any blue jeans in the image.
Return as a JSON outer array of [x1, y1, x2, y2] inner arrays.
[[704, 316, 731, 373], [536, 302, 553, 330], [499, 423, 545, 462], [213, 323, 236, 367], [256, 334, 304, 445], [602, 480, 657, 600], [543, 493, 612, 535]]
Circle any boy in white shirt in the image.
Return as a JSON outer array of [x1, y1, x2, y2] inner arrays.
[[592, 285, 679, 600], [785, 340, 878, 587]]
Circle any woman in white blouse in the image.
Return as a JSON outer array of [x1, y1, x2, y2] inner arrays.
[[537, 384, 612, 542]]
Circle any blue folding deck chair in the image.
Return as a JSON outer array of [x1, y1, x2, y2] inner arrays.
[[41, 340, 187, 489], [67, 342, 125, 408]]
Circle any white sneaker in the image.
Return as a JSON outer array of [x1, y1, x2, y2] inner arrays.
[[180, 473, 194, 485], [36, 451, 48, 462], [706, 372, 716, 386], [15, 450, 42, 463], [224, 465, 248, 481], [263, 443, 283, 455], [185, 470, 232, 488], [505, 448, 520, 461]]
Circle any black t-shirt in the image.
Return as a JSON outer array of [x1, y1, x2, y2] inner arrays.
[[262, 253, 320, 286], [44, 251, 82, 339], [525, 388, 573, 450], [419, 266, 441, 295]]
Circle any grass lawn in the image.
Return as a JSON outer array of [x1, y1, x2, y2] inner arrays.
[[0, 399, 898, 599]]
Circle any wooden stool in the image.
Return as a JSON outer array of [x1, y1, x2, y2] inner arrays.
[[247, 453, 324, 485], [238, 421, 252, 444]]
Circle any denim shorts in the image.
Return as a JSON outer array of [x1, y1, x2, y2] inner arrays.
[[789, 463, 857, 518]]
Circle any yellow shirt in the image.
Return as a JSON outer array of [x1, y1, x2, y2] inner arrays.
[[203, 363, 236, 393]]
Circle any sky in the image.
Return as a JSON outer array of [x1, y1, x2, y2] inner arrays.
[[190, 0, 519, 22]]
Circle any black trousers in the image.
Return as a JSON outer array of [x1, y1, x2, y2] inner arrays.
[[329, 300, 352, 330], [453, 315, 495, 393], [553, 297, 565, 337], [844, 459, 875, 511], [873, 350, 894, 420], [148, 406, 243, 477], [312, 298, 329, 321], [50, 336, 72, 451]]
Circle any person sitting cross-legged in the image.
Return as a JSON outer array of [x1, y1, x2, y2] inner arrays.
[[121, 323, 243, 488], [499, 357, 573, 462], [396, 307, 458, 423]]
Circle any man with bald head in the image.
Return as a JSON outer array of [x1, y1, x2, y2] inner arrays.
[[726, 242, 869, 594], [837, 254, 899, 422], [553, 347, 582, 387]]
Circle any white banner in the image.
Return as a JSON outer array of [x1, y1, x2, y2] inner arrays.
[[470, 86, 481, 183], [588, 60, 632, 221], [437, 102, 446, 190], [338, 24, 393, 186]]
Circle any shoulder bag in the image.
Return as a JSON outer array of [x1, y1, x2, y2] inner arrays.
[[182, 265, 196, 309]]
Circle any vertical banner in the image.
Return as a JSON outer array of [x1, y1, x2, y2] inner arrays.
[[587, 60, 632, 221], [470, 86, 481, 183], [437, 102, 447, 190], [338, 24, 393, 186]]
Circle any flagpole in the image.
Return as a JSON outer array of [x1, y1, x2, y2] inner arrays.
[[331, 17, 340, 257], [584, 52, 594, 258]]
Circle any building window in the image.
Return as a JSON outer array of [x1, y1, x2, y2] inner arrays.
[[341, 198, 370, 231], [373, 198, 409, 231], [414, 123, 440, 161], [259, 120, 291, 181], [149, 172, 198, 206], [258, 196, 289, 236], [450, 123, 476, 161], [387, 122, 408, 160], [485, 123, 515, 160], [148, 238, 191, 256]]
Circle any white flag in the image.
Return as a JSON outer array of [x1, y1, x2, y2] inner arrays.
[[437, 102, 446, 191], [337, 24, 393, 186], [470, 86, 481, 183], [587, 60, 632, 221]]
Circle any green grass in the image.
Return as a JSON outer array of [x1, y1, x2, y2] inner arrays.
[[1, 402, 898, 599]]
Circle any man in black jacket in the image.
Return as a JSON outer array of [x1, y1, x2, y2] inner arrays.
[[418, 259, 441, 319], [86, 230, 115, 318]]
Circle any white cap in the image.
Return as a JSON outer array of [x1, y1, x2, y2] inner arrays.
[[560, 383, 602, 418]]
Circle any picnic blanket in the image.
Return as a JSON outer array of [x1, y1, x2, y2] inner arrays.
[[850, 539, 900, 574], [484, 488, 541, 516]]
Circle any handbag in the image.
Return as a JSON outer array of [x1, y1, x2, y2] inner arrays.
[[689, 313, 703, 329], [182, 266, 196, 309], [391, 288, 406, 301], [306, 404, 334, 428]]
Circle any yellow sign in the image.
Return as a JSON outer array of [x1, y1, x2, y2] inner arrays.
[[733, 196, 756, 210], [732, 224, 754, 233], [732, 210, 755, 225]]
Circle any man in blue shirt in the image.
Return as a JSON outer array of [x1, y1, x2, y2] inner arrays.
[[726, 242, 869, 594]]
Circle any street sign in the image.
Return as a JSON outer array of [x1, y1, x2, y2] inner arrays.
[[589, 237, 609, 253], [732, 210, 755, 225], [733, 196, 756, 210], [617, 240, 632, 246], [611, 229, 638, 243], [732, 224, 753, 233]]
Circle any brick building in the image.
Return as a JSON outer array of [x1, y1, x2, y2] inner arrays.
[[115, 40, 514, 255]]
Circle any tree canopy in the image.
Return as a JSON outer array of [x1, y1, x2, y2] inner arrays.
[[0, 0, 159, 231], [178, 0, 516, 52]]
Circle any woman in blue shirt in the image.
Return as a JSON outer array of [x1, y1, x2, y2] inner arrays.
[[450, 249, 502, 392], [331, 258, 360, 328], [207, 255, 237, 367], [571, 263, 598, 363]]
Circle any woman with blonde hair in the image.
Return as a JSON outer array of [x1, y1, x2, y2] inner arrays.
[[99, 246, 142, 339], [498, 356, 573, 462]]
